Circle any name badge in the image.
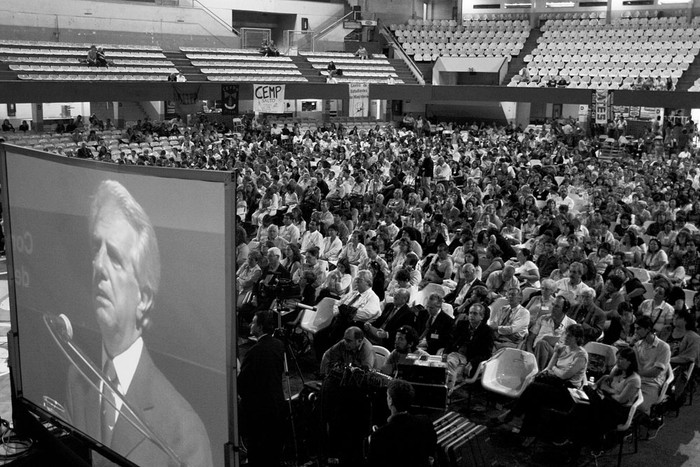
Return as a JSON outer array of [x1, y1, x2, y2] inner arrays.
[[431, 333, 440, 339]]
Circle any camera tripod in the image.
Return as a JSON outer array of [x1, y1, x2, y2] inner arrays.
[[270, 298, 307, 466]]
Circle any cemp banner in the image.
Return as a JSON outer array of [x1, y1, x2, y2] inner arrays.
[[253, 84, 286, 113]]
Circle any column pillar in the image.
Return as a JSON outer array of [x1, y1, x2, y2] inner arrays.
[[30, 103, 44, 132]]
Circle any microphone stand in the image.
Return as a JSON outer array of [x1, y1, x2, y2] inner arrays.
[[43, 313, 187, 467]]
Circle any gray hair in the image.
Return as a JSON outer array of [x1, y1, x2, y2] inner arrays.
[[356, 269, 374, 284], [393, 288, 411, 302], [90, 180, 161, 301]]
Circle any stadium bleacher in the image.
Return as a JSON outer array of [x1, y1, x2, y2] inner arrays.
[[512, 11, 700, 89], [181, 46, 308, 83], [301, 51, 404, 84], [0, 39, 175, 82], [390, 15, 529, 63]]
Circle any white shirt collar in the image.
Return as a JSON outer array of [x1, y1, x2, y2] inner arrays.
[[103, 336, 144, 397]]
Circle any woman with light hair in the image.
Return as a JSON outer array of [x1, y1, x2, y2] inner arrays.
[[525, 279, 558, 327]]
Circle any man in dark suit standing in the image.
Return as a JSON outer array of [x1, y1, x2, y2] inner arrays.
[[367, 378, 437, 467], [67, 180, 212, 467], [238, 310, 286, 467], [418, 293, 454, 355], [363, 288, 416, 348]]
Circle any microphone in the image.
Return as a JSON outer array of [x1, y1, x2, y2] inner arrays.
[[45, 313, 73, 342], [42, 313, 187, 466]]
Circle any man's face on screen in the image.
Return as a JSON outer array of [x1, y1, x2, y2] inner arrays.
[[91, 201, 144, 355]]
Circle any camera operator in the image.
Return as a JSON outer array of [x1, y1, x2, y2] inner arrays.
[[320, 327, 374, 377], [258, 247, 291, 309], [238, 310, 285, 467], [320, 327, 375, 465]]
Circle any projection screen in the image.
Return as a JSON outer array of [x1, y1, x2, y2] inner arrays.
[[0, 145, 234, 467]]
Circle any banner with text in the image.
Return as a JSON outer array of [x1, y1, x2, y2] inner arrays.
[[348, 82, 369, 118], [253, 84, 285, 113], [593, 90, 609, 125]]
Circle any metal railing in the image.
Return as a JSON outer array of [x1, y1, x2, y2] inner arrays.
[[377, 18, 425, 85], [193, 0, 239, 36], [314, 10, 355, 42]]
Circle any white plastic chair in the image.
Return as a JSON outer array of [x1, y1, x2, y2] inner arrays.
[[300, 297, 337, 335], [654, 364, 675, 411], [373, 345, 391, 370], [481, 348, 538, 398], [613, 389, 644, 467], [584, 341, 618, 380], [684, 289, 696, 308], [414, 283, 450, 307]]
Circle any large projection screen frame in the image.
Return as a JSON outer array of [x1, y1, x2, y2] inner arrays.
[[0, 144, 239, 467]]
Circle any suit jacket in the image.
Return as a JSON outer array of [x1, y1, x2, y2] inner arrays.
[[372, 303, 416, 347], [67, 346, 212, 467], [420, 311, 454, 355], [445, 278, 486, 306], [447, 320, 493, 371], [368, 412, 437, 467], [570, 302, 606, 341], [238, 334, 285, 429]]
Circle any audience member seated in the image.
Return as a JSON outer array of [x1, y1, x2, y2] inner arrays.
[[355, 45, 369, 60], [445, 302, 493, 387], [364, 288, 416, 348], [487, 288, 530, 349], [96, 47, 109, 67], [320, 224, 343, 263], [556, 261, 593, 305], [633, 316, 671, 414], [314, 269, 382, 360], [524, 278, 557, 327], [569, 347, 642, 455], [326, 61, 340, 78], [419, 242, 453, 288], [380, 325, 428, 377], [418, 293, 454, 355], [1, 119, 14, 132], [486, 265, 520, 299], [660, 309, 700, 409], [317, 257, 352, 302], [637, 284, 675, 333], [260, 40, 279, 57], [446, 263, 485, 312], [496, 324, 588, 447], [526, 295, 576, 369], [569, 289, 606, 343], [86, 45, 99, 66]]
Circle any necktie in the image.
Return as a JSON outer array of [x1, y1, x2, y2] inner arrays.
[[347, 292, 362, 307], [500, 306, 513, 326], [101, 359, 119, 447]]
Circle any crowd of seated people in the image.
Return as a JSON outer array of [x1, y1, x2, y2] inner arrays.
[[9, 109, 700, 462], [633, 76, 675, 91]]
